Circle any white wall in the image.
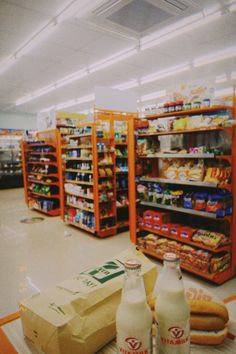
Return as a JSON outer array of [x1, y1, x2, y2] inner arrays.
[[0, 112, 37, 130]]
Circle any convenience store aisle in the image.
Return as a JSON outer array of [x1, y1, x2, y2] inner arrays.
[[0, 188, 236, 319]]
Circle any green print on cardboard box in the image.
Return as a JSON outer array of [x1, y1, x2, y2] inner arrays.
[[82, 260, 125, 284]]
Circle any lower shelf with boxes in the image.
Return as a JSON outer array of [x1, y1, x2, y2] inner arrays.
[[137, 209, 231, 280]]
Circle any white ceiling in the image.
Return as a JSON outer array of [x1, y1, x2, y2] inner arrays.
[[0, 0, 236, 114]]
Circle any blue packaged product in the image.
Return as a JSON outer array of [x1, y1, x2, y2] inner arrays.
[[183, 193, 193, 209]]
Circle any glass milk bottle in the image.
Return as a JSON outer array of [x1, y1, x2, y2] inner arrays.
[[116, 259, 153, 354], [155, 253, 190, 354]]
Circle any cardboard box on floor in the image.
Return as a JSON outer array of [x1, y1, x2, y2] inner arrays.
[[20, 249, 157, 354]]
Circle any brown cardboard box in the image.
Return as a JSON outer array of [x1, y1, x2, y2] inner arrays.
[[20, 249, 157, 354]]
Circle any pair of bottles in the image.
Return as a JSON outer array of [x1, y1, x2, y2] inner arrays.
[[116, 253, 190, 354]]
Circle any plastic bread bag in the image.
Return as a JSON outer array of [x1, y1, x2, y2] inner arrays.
[[184, 280, 236, 349]]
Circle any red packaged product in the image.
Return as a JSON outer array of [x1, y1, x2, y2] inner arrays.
[[170, 224, 181, 237], [143, 210, 154, 221], [180, 227, 195, 240], [161, 223, 170, 235], [145, 221, 153, 230], [153, 222, 161, 232]]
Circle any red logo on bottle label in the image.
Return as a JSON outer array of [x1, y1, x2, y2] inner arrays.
[[125, 337, 142, 350], [168, 327, 184, 339]]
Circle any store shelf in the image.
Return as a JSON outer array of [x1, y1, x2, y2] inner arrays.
[[66, 202, 94, 213], [140, 226, 231, 253], [28, 172, 58, 178], [116, 188, 128, 192], [139, 153, 215, 159], [117, 205, 129, 209], [115, 142, 127, 145], [67, 134, 92, 139], [27, 143, 51, 147], [29, 191, 60, 199], [65, 179, 93, 185], [140, 201, 229, 219], [65, 157, 92, 161], [116, 156, 128, 159], [97, 149, 114, 153], [100, 214, 116, 220], [116, 171, 128, 174], [138, 126, 232, 137], [138, 247, 229, 282], [28, 151, 56, 156], [140, 177, 231, 190], [144, 106, 233, 119], [66, 192, 93, 200], [0, 149, 21, 152], [62, 145, 92, 149], [27, 161, 57, 165], [28, 179, 59, 186], [32, 207, 60, 216], [65, 169, 93, 173], [67, 221, 95, 233]]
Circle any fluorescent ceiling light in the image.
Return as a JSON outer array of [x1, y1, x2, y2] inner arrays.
[[16, 69, 88, 105], [55, 70, 88, 88], [141, 10, 221, 50], [194, 46, 236, 67], [141, 62, 190, 85], [41, 93, 95, 112], [89, 48, 138, 73], [215, 74, 228, 84], [214, 87, 233, 97], [112, 79, 139, 91], [229, 2, 236, 11], [0, 56, 17, 75], [231, 70, 236, 80], [140, 90, 166, 102]]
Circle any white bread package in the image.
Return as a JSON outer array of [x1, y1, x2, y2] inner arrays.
[[20, 249, 157, 354]]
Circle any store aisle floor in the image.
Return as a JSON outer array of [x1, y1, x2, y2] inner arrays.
[[0, 188, 236, 318]]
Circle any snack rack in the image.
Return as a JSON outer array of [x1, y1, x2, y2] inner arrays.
[[21, 130, 61, 216], [59, 110, 136, 237], [129, 101, 236, 284], [94, 109, 136, 232]]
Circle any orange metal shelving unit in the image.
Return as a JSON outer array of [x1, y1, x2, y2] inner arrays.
[[58, 110, 136, 237], [129, 102, 236, 284], [94, 109, 136, 233], [21, 129, 61, 216]]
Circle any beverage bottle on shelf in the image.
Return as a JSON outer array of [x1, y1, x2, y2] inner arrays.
[[116, 259, 152, 354], [155, 253, 190, 354]]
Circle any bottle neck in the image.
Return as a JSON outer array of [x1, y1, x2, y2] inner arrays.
[[158, 260, 184, 294], [122, 270, 146, 306]]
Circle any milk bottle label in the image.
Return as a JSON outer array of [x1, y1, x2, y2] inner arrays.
[[156, 320, 190, 354], [117, 329, 152, 354]]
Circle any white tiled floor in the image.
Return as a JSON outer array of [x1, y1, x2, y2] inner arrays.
[[0, 188, 236, 319]]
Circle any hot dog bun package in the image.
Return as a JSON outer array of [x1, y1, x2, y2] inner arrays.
[[185, 280, 236, 350], [19, 249, 157, 354]]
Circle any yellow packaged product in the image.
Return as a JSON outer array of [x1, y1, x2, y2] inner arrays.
[[188, 160, 204, 181], [173, 117, 187, 130]]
